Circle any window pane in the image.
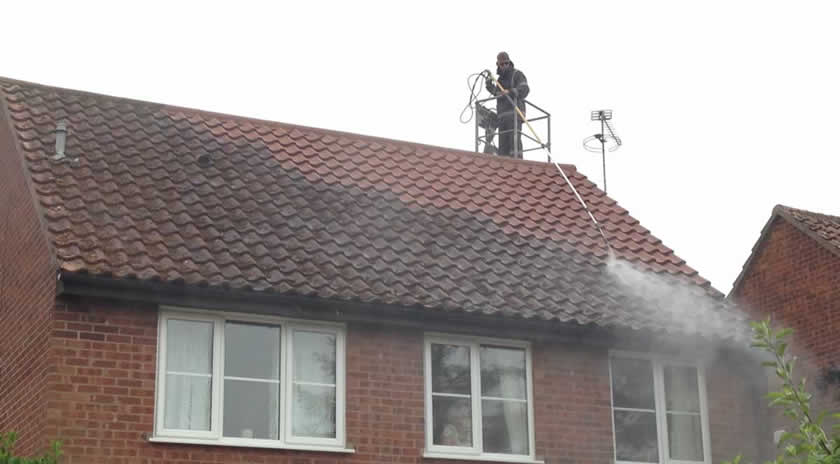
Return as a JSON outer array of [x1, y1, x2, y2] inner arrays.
[[294, 331, 336, 384], [225, 322, 281, 380], [164, 318, 213, 432], [165, 374, 211, 430], [432, 396, 473, 447], [431, 344, 471, 394], [166, 319, 212, 374], [292, 385, 336, 438], [668, 414, 704, 461], [665, 366, 700, 412], [223, 379, 280, 439], [614, 410, 659, 463], [611, 358, 655, 409], [482, 399, 529, 455], [480, 346, 526, 400]]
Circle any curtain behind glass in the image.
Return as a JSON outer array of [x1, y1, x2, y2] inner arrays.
[[665, 366, 703, 461], [431, 344, 473, 447], [164, 319, 213, 431], [480, 346, 528, 455], [291, 330, 337, 438]]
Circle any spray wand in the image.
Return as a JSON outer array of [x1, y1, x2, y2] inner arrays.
[[483, 70, 614, 256]]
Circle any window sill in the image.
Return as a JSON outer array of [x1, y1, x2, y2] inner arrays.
[[423, 451, 544, 463], [147, 436, 355, 453]]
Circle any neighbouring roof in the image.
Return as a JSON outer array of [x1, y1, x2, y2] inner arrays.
[[780, 206, 840, 252], [0, 76, 742, 338], [730, 205, 840, 296]]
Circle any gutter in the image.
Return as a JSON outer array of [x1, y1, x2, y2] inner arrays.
[[56, 270, 613, 345], [56, 271, 743, 354]]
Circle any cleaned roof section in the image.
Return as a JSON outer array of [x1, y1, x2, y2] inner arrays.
[[0, 77, 737, 337]]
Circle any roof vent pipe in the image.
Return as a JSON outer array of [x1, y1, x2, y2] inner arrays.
[[54, 121, 67, 160]]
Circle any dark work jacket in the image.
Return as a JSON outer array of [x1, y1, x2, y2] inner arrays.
[[485, 66, 529, 116]]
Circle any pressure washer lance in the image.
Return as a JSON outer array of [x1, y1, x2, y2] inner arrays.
[[484, 70, 614, 256]]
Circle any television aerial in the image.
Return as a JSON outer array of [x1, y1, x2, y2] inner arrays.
[[583, 110, 622, 194]]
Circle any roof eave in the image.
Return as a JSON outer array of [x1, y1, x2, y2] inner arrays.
[[57, 271, 742, 351], [727, 208, 783, 299], [57, 270, 606, 344]]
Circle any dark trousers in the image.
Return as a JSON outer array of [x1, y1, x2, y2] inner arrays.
[[498, 114, 522, 158]]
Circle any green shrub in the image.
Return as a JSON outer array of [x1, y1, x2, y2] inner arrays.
[[0, 432, 61, 464], [726, 320, 840, 464]]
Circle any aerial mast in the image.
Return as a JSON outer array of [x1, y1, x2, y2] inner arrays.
[[583, 110, 622, 194]]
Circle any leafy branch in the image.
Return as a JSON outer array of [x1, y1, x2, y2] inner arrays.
[[726, 320, 840, 464], [0, 432, 61, 464]]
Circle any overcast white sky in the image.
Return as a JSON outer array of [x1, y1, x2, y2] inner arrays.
[[4, 1, 839, 294]]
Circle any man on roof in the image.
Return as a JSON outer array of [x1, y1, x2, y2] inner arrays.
[[485, 51, 529, 158]]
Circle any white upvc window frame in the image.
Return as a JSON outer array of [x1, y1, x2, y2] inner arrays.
[[423, 333, 540, 464], [608, 351, 712, 464], [153, 307, 348, 452]]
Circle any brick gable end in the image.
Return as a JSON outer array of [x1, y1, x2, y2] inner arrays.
[[0, 92, 56, 455], [732, 218, 840, 370]]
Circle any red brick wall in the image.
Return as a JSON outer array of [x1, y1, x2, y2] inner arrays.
[[0, 93, 56, 455], [706, 358, 768, 463], [733, 218, 840, 370], [732, 217, 840, 430], [46, 296, 767, 464], [531, 341, 613, 463], [47, 296, 158, 463]]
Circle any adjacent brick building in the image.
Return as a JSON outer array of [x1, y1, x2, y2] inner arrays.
[[730, 205, 840, 406], [1, 76, 770, 464]]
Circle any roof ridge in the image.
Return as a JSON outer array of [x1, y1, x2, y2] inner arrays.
[[0, 75, 575, 172], [775, 204, 840, 224], [774, 204, 840, 257]]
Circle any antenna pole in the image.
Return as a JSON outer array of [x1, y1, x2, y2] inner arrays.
[[601, 116, 607, 194], [584, 110, 620, 194]]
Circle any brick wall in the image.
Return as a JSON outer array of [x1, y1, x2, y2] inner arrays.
[[46, 295, 767, 464], [0, 93, 56, 455], [732, 217, 840, 426], [531, 341, 613, 463], [733, 218, 840, 370], [733, 218, 840, 381], [706, 357, 768, 463]]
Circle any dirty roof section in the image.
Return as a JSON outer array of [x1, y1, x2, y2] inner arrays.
[[0, 77, 740, 337]]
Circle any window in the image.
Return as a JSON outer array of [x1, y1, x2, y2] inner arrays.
[[424, 334, 536, 462], [609, 354, 710, 464], [154, 309, 347, 451]]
